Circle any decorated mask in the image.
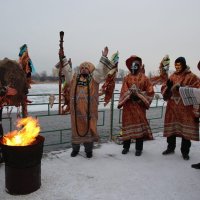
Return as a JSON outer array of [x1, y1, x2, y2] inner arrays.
[[131, 62, 140, 74], [126, 55, 142, 73]]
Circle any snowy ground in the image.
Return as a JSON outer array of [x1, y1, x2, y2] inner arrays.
[[1, 136, 200, 200]]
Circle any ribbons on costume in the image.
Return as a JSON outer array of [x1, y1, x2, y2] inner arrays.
[[18, 44, 36, 74], [99, 51, 119, 106]]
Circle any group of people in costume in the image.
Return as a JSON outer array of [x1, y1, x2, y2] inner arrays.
[[121, 56, 199, 168], [0, 44, 199, 171], [59, 46, 200, 169]]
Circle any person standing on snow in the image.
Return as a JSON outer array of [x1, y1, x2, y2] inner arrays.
[[161, 57, 200, 160], [60, 47, 118, 158], [118, 55, 154, 156]]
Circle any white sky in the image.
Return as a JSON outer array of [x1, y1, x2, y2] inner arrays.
[[1, 137, 200, 200], [0, 0, 200, 75]]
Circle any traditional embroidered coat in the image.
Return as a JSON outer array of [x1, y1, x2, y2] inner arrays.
[[118, 72, 154, 141], [64, 56, 116, 144], [161, 68, 200, 141]]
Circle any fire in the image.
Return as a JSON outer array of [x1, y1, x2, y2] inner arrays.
[[3, 117, 40, 146]]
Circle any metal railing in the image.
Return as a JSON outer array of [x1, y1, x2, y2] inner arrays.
[[2, 92, 165, 150]]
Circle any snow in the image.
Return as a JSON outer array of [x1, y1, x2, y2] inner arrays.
[[1, 135, 200, 200]]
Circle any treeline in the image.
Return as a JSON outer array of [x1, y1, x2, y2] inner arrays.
[[32, 68, 155, 83], [32, 71, 58, 82], [32, 72, 124, 83]]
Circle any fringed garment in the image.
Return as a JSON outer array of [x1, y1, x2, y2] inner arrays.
[[99, 69, 117, 106], [64, 56, 116, 144], [70, 74, 99, 144], [118, 73, 154, 141], [161, 69, 200, 141]]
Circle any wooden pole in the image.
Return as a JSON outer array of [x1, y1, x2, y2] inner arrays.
[[58, 31, 64, 114]]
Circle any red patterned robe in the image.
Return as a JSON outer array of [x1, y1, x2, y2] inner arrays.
[[161, 68, 200, 141], [118, 72, 154, 141]]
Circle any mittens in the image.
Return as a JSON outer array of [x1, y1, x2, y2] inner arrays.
[[130, 94, 140, 101], [162, 55, 170, 67]]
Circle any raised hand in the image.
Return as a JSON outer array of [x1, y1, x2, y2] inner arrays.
[[102, 46, 108, 57]]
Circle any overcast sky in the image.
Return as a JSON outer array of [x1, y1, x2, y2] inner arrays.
[[0, 0, 200, 75]]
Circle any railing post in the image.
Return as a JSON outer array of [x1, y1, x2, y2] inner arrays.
[[9, 117, 12, 132], [110, 93, 114, 141], [48, 104, 50, 116]]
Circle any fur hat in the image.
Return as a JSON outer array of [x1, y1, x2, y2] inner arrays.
[[79, 61, 95, 73], [126, 55, 142, 71]]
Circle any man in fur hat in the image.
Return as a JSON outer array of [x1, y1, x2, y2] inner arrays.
[[117, 55, 154, 156], [161, 57, 200, 160], [61, 47, 118, 158]]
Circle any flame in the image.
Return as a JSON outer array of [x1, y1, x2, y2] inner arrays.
[[3, 117, 40, 146]]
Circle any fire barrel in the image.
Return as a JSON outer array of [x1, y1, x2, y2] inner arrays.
[[0, 135, 45, 195]]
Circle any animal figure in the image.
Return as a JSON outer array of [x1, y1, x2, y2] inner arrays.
[[0, 58, 28, 105], [0, 58, 28, 134]]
